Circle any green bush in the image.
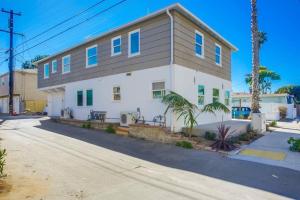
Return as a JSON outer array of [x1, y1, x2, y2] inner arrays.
[[105, 124, 116, 134], [86, 121, 91, 129], [288, 137, 300, 152], [176, 141, 193, 149], [0, 148, 7, 177], [204, 131, 216, 141], [239, 133, 251, 141], [269, 121, 277, 127], [81, 124, 86, 128]]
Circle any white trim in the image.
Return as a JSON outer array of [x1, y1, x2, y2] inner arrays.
[[44, 63, 49, 79], [62, 55, 71, 74], [195, 30, 204, 59], [86, 44, 98, 68], [51, 60, 57, 73], [111, 36, 122, 57], [128, 29, 140, 58], [215, 43, 222, 67]]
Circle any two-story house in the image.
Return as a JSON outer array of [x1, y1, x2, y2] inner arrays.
[[35, 3, 237, 131], [0, 69, 47, 114]]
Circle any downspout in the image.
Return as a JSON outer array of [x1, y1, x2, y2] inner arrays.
[[166, 9, 175, 131]]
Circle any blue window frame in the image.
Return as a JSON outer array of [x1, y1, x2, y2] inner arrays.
[[215, 44, 222, 66], [44, 63, 49, 79], [86, 45, 98, 67], [195, 31, 204, 58], [111, 36, 122, 56], [128, 29, 140, 57]]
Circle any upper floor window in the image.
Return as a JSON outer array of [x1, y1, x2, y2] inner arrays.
[[52, 60, 57, 73], [152, 81, 165, 99], [111, 36, 122, 56], [86, 89, 93, 106], [195, 31, 204, 58], [86, 45, 98, 68], [225, 90, 230, 106], [44, 63, 49, 79], [213, 88, 220, 103], [215, 44, 222, 66], [62, 55, 71, 74], [113, 86, 121, 101], [198, 85, 205, 105], [128, 29, 140, 57]]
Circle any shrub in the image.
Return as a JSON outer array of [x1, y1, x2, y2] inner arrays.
[[86, 121, 91, 129], [239, 133, 251, 141], [0, 148, 7, 177], [81, 124, 86, 128], [269, 120, 277, 127], [279, 106, 287, 119], [211, 124, 236, 151], [105, 124, 116, 134], [176, 141, 193, 149], [287, 137, 300, 152], [204, 131, 216, 141]]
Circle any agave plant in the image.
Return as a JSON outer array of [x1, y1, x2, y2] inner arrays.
[[211, 124, 236, 151]]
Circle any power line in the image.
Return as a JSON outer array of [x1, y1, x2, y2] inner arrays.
[[15, 0, 107, 49], [13, 0, 127, 58]]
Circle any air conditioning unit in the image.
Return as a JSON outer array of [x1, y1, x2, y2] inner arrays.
[[120, 112, 138, 127]]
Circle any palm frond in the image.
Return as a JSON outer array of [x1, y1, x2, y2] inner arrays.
[[201, 102, 230, 114]]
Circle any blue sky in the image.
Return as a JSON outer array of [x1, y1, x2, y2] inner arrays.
[[0, 0, 299, 92]]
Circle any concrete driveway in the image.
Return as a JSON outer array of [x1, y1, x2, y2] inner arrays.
[[0, 116, 300, 199], [231, 123, 300, 171]]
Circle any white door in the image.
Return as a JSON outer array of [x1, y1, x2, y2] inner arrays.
[[13, 96, 20, 114], [49, 92, 64, 117]]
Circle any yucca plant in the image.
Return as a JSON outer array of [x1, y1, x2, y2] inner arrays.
[[162, 91, 230, 137], [211, 124, 236, 151], [0, 148, 7, 177]]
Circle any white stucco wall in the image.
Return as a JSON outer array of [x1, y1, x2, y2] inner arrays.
[[172, 64, 232, 130], [43, 65, 232, 131]]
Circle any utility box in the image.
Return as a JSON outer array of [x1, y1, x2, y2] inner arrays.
[[251, 113, 266, 133]]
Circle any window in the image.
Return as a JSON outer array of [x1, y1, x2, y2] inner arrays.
[[215, 44, 222, 66], [111, 36, 121, 56], [213, 88, 220, 103], [225, 91, 230, 106], [86, 45, 98, 68], [77, 90, 83, 106], [52, 60, 57, 73], [128, 29, 140, 57], [113, 86, 121, 101], [62, 55, 71, 74], [195, 31, 204, 58], [152, 81, 165, 99], [198, 85, 205, 105], [44, 63, 49, 79], [86, 89, 93, 106]]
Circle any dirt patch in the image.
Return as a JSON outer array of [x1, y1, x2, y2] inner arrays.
[[0, 174, 48, 200]]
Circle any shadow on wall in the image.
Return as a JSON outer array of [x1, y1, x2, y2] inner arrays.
[[34, 119, 300, 199]]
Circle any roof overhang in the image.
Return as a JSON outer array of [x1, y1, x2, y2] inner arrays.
[[33, 3, 238, 65]]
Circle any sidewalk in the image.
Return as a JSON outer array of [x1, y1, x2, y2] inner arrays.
[[230, 128, 300, 171]]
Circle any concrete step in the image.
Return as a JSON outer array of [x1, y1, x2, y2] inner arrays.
[[116, 126, 129, 136]]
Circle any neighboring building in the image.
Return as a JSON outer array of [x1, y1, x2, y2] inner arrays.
[[35, 3, 237, 131], [232, 93, 297, 120], [0, 69, 47, 114]]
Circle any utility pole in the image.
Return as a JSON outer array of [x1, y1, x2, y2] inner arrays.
[[0, 9, 23, 115]]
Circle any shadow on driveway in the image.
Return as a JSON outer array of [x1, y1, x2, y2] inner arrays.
[[35, 119, 300, 199]]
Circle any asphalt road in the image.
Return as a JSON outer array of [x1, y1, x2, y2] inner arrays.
[[0, 116, 299, 200]]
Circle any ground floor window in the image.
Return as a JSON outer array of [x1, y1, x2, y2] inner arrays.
[[152, 81, 165, 99], [213, 88, 219, 103], [86, 89, 93, 106], [113, 86, 121, 101], [225, 90, 230, 106], [198, 85, 205, 105], [77, 91, 83, 106]]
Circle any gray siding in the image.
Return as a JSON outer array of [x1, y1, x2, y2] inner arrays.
[[173, 11, 231, 81], [38, 14, 171, 88]]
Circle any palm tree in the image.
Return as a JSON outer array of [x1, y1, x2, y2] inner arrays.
[[245, 66, 281, 94], [251, 0, 260, 113], [162, 91, 230, 137], [258, 31, 267, 49]]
